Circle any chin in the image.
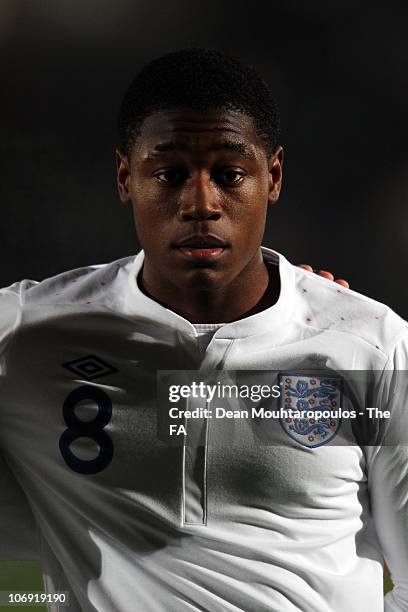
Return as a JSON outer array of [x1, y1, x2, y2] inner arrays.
[[175, 268, 228, 291]]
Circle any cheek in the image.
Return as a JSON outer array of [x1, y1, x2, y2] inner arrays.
[[130, 203, 172, 252], [132, 207, 158, 235], [130, 178, 176, 216], [228, 178, 269, 215]]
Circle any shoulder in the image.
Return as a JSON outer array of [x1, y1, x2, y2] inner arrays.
[[0, 253, 138, 331], [292, 264, 407, 357], [0, 283, 29, 354]]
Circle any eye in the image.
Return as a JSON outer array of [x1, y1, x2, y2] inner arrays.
[[154, 169, 186, 185], [217, 168, 246, 185]]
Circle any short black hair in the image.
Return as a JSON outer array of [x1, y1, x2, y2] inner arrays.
[[118, 47, 280, 157]]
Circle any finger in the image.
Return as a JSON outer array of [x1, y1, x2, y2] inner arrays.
[[297, 264, 313, 272], [317, 270, 334, 281], [334, 278, 349, 288]]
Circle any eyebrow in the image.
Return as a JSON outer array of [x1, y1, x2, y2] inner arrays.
[[145, 140, 256, 161]]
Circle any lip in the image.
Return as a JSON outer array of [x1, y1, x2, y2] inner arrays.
[[172, 234, 230, 262], [176, 246, 227, 261], [173, 234, 229, 249]]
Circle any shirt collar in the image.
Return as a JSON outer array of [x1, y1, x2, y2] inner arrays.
[[125, 246, 295, 340]]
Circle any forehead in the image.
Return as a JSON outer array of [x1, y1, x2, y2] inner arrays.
[[133, 109, 265, 160]]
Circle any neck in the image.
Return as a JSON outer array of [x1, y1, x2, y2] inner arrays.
[[138, 254, 280, 324]]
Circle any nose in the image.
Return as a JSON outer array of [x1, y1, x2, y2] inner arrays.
[[177, 171, 221, 221]]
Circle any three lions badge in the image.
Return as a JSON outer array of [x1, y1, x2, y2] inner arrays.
[[279, 373, 342, 448]]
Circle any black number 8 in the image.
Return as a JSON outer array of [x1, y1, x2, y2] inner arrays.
[[59, 385, 113, 474]]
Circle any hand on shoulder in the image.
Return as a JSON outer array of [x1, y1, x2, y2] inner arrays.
[[297, 264, 349, 288]]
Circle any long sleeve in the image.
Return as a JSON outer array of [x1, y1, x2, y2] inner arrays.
[[368, 330, 408, 611], [0, 452, 40, 560], [0, 283, 40, 560]]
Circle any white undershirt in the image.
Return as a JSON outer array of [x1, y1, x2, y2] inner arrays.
[[192, 322, 224, 354]]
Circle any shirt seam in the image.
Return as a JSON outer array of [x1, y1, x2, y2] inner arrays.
[[297, 321, 405, 360]]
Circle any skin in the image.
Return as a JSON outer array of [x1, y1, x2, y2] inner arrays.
[[116, 108, 348, 323], [298, 265, 348, 288]]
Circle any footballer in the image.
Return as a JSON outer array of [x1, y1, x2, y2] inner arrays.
[[0, 48, 407, 611]]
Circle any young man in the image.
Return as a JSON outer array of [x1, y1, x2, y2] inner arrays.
[[0, 48, 406, 611]]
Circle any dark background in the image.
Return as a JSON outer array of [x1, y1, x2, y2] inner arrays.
[[1, 1, 407, 316]]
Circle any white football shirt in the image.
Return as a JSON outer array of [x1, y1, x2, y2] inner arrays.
[[0, 246, 407, 611]]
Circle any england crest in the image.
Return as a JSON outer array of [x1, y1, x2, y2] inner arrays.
[[279, 373, 342, 448]]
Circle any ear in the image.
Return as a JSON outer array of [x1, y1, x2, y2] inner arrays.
[[268, 145, 284, 204], [115, 148, 131, 204]]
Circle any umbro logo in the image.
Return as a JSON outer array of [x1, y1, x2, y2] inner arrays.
[[62, 355, 118, 380]]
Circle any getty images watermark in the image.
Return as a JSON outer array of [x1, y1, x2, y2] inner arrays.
[[156, 370, 408, 447]]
